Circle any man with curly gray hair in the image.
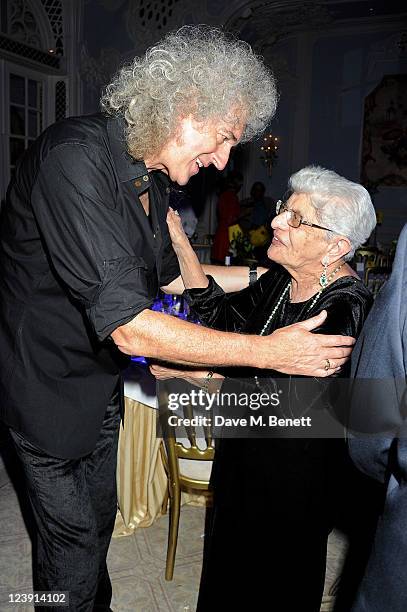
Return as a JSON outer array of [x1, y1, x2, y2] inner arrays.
[[0, 25, 354, 610], [101, 25, 278, 177]]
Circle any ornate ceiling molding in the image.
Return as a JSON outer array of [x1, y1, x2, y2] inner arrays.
[[7, 0, 64, 54], [126, 0, 188, 48], [225, 1, 332, 56], [122, 0, 331, 58], [124, 0, 231, 51], [83, 0, 407, 66], [9, 0, 44, 49]]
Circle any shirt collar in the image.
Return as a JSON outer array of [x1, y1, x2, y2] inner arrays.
[[107, 115, 172, 196], [107, 116, 150, 188]]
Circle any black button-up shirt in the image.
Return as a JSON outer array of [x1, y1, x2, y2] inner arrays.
[[0, 113, 180, 458]]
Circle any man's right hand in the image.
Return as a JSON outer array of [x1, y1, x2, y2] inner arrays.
[[258, 310, 355, 377]]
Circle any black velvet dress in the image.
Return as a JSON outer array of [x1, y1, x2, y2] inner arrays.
[[184, 264, 373, 612]]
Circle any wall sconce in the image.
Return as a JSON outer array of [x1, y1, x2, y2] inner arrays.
[[260, 133, 279, 176]]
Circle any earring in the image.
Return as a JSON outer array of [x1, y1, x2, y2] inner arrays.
[[320, 258, 329, 288]]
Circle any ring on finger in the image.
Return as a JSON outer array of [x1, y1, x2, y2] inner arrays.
[[324, 359, 331, 371]]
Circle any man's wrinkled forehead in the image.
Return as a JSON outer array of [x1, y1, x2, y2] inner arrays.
[[194, 107, 246, 141]]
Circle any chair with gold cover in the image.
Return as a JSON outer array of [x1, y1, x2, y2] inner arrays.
[[160, 399, 214, 580]]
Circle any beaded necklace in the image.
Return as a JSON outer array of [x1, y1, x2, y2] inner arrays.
[[259, 283, 290, 335], [259, 262, 344, 337]]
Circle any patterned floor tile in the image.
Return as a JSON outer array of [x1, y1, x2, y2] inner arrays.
[[0, 590, 35, 612], [0, 477, 349, 612], [140, 507, 205, 565], [155, 563, 202, 612], [0, 539, 33, 592], [107, 534, 142, 576], [0, 482, 22, 513], [111, 574, 169, 612]]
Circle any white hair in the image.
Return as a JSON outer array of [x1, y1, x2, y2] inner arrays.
[[101, 25, 278, 160], [289, 165, 376, 260]]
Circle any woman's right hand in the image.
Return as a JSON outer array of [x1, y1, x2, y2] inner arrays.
[[167, 207, 190, 251], [166, 207, 209, 289]]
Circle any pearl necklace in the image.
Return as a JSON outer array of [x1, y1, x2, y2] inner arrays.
[[259, 262, 345, 337], [259, 283, 290, 335]]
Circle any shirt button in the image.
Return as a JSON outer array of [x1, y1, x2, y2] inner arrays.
[[166, 187, 171, 194], [134, 179, 142, 187], [142, 175, 149, 182]]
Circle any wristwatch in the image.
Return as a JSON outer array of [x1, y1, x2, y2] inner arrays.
[[249, 264, 257, 286]]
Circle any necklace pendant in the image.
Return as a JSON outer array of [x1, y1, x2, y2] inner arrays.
[[320, 275, 329, 288]]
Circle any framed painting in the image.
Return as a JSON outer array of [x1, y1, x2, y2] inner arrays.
[[361, 74, 407, 191]]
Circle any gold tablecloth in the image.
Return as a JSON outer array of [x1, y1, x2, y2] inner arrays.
[[113, 396, 211, 537], [114, 397, 167, 536]]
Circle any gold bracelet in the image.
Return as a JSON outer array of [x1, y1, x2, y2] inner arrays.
[[203, 370, 214, 393]]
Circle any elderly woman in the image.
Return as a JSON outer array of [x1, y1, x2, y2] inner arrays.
[[152, 165, 377, 611]]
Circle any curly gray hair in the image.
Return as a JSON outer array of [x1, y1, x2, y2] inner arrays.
[[101, 25, 278, 160], [289, 165, 377, 260]]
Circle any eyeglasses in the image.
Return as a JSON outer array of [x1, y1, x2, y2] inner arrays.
[[275, 199, 335, 233]]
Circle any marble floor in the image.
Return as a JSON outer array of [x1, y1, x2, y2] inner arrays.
[[0, 469, 348, 612]]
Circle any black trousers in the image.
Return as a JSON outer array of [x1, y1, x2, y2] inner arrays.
[[9, 391, 121, 612]]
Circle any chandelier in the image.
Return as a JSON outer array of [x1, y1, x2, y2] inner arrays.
[[260, 133, 279, 176]]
